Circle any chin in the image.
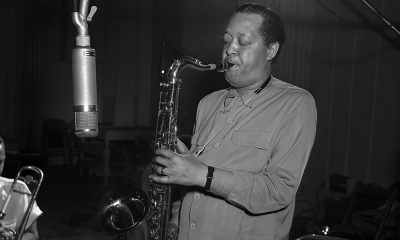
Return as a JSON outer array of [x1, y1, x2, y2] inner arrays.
[[224, 77, 241, 88], [224, 73, 236, 85]]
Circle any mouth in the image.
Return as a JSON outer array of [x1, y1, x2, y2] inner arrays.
[[224, 62, 235, 70], [227, 64, 240, 72], [225, 59, 240, 71]]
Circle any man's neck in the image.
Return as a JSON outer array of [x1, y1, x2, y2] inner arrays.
[[234, 74, 272, 97]]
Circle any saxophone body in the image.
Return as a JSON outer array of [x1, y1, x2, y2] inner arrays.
[[101, 56, 231, 240]]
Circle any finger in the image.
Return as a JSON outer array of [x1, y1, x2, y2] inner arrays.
[[177, 138, 189, 154], [151, 163, 168, 175], [154, 155, 171, 167], [158, 166, 167, 175], [149, 174, 170, 184], [155, 148, 175, 158]]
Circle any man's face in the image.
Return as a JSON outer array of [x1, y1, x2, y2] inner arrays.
[[222, 12, 270, 91]]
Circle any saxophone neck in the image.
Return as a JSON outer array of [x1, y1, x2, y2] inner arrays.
[[166, 56, 231, 82]]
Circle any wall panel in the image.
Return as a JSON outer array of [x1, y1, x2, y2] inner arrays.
[[236, 0, 400, 190]]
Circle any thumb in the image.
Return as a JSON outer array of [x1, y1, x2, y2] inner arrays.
[[177, 138, 189, 154]]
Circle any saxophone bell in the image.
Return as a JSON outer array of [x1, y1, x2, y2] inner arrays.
[[101, 188, 150, 234]]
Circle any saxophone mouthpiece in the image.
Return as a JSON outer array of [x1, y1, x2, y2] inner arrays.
[[209, 61, 234, 72]]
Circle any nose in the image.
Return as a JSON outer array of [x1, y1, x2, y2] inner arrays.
[[225, 40, 238, 56]]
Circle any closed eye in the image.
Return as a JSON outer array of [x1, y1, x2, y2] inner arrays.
[[238, 38, 251, 46], [223, 33, 232, 44]]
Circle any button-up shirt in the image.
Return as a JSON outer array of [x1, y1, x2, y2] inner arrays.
[[175, 77, 317, 240]]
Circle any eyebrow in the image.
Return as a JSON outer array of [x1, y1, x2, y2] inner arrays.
[[225, 26, 254, 35]]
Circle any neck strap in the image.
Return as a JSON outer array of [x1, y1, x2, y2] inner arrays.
[[254, 75, 272, 94]]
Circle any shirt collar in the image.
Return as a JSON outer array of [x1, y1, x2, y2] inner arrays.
[[226, 88, 239, 99]]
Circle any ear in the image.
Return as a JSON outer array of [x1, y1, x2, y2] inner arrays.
[[266, 42, 280, 61]]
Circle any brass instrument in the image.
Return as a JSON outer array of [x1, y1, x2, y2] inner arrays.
[[0, 166, 44, 240], [101, 56, 232, 240]]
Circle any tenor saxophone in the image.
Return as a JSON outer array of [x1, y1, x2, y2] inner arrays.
[[149, 56, 231, 240], [101, 56, 231, 240]]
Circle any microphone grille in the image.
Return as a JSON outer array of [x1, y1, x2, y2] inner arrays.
[[75, 111, 98, 138]]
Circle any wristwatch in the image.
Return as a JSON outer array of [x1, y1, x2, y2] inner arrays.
[[204, 166, 215, 191]]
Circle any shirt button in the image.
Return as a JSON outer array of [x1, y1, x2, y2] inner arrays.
[[190, 223, 196, 229], [194, 193, 200, 199], [214, 142, 220, 148]]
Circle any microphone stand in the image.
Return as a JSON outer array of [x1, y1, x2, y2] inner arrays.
[[72, 0, 97, 47], [360, 0, 400, 37]]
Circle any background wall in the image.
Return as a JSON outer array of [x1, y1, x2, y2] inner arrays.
[[162, 0, 400, 207], [0, 0, 399, 217]]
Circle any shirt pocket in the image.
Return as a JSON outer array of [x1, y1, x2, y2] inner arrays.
[[231, 130, 272, 150]]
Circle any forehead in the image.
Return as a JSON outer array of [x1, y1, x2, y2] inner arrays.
[[225, 12, 263, 36]]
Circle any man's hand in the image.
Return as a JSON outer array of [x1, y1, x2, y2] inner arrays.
[[167, 222, 178, 240], [149, 139, 208, 187], [0, 222, 15, 240]]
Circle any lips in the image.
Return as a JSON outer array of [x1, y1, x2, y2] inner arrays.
[[228, 63, 240, 71], [231, 64, 240, 70], [225, 59, 240, 70]]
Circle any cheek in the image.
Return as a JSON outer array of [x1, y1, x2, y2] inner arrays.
[[239, 52, 257, 73], [244, 51, 267, 69], [240, 49, 255, 63]]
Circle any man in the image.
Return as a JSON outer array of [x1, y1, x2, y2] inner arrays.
[[0, 137, 42, 240], [150, 3, 317, 240]]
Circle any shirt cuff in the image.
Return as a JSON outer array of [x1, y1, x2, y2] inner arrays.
[[208, 168, 233, 199]]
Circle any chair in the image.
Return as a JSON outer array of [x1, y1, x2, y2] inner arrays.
[[308, 181, 400, 240], [74, 136, 104, 177], [373, 182, 399, 240], [41, 118, 68, 165], [335, 182, 399, 240]]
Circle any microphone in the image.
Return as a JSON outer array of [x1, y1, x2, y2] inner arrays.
[[72, 0, 98, 138]]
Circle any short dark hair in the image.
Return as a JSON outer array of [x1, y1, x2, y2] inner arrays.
[[236, 3, 285, 60]]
